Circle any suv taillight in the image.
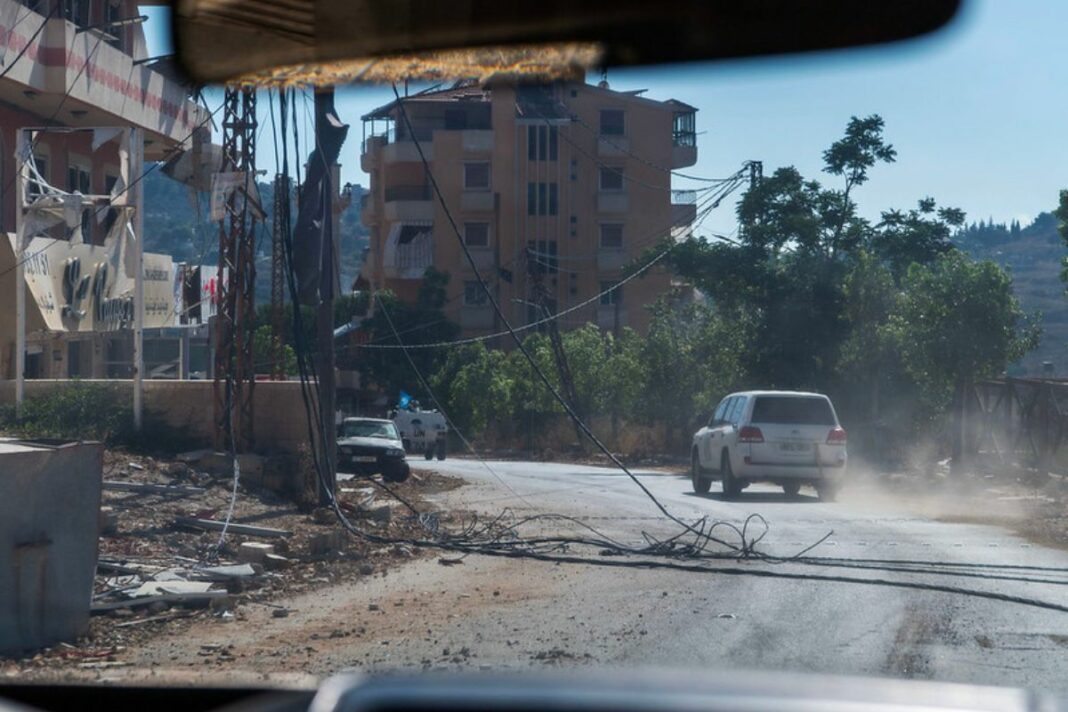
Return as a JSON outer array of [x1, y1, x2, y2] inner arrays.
[[738, 426, 764, 443], [826, 427, 847, 445]]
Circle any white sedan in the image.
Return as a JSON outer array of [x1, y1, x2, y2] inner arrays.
[[691, 390, 847, 501]]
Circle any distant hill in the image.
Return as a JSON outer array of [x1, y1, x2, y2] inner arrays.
[[954, 212, 1066, 376], [141, 169, 369, 302]]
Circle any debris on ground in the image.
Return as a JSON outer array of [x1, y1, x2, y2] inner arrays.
[[0, 449, 462, 675]]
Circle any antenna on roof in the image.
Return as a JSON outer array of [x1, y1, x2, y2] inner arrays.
[[598, 68, 609, 89]]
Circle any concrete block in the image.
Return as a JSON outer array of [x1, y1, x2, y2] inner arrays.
[[237, 542, 275, 564], [98, 506, 118, 536], [308, 531, 343, 556], [1, 440, 103, 655]]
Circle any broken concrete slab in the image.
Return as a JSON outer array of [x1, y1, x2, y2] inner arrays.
[[194, 563, 258, 580], [174, 517, 291, 538], [91, 591, 230, 613], [129, 581, 215, 598], [103, 481, 205, 496]]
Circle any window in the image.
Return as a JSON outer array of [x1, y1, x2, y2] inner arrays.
[[463, 222, 490, 248], [527, 182, 558, 215], [599, 109, 625, 136], [599, 281, 621, 306], [526, 240, 557, 274], [28, 153, 49, 198], [104, 2, 124, 49], [673, 111, 696, 147], [711, 398, 731, 425], [68, 164, 91, 194], [527, 125, 558, 161], [599, 224, 623, 250], [463, 281, 488, 306], [750, 396, 836, 425], [444, 109, 467, 130], [62, 0, 89, 26], [464, 162, 490, 190], [726, 396, 747, 426], [599, 166, 624, 191]]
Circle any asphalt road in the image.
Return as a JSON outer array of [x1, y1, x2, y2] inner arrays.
[[126, 458, 1068, 690], [400, 458, 1068, 689]]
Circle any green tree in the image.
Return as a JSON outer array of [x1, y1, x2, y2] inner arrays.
[[889, 252, 1039, 407], [637, 299, 746, 448], [356, 268, 461, 401], [429, 343, 511, 435]]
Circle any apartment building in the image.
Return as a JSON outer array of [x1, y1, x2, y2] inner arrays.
[[358, 79, 698, 339], [0, 0, 212, 380]]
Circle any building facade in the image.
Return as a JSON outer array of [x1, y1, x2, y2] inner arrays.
[[358, 80, 698, 339], [0, 0, 211, 381]]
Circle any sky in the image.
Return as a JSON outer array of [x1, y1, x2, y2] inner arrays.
[[142, 0, 1068, 236]]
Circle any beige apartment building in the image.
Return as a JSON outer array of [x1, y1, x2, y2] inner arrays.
[[358, 79, 698, 339]]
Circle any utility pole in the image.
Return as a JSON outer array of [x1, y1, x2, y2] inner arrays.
[[527, 254, 584, 450], [748, 160, 762, 190], [269, 168, 288, 380], [315, 88, 338, 506]]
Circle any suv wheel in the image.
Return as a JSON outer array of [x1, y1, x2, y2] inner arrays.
[[722, 451, 741, 500], [782, 482, 801, 498], [435, 440, 446, 461], [691, 450, 711, 494]]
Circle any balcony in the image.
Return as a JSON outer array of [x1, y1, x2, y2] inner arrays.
[[383, 223, 433, 279], [461, 130, 494, 152], [384, 185, 434, 222], [0, 1, 210, 155], [597, 248, 627, 271], [597, 191, 629, 213], [672, 144, 697, 169], [597, 135, 630, 157], [361, 135, 386, 172], [671, 190, 697, 227], [461, 190, 494, 212], [382, 140, 434, 164]]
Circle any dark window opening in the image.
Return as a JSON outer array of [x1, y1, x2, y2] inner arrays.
[[527, 182, 558, 215], [600, 109, 625, 136], [527, 240, 558, 274], [527, 125, 559, 161]]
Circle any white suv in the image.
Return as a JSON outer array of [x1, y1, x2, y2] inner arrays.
[[691, 391, 847, 501]]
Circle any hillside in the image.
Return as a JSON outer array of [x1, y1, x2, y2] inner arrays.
[[954, 212, 1066, 376], [141, 169, 369, 302]]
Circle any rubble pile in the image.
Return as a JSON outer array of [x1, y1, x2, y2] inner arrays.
[[1, 449, 462, 675]]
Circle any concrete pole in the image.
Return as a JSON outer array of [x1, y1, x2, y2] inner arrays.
[[14, 130, 27, 416], [131, 129, 144, 430], [316, 89, 337, 506]]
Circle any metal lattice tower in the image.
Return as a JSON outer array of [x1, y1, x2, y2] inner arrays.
[[214, 88, 258, 452]]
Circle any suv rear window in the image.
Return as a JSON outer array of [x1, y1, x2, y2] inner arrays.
[[750, 396, 835, 425]]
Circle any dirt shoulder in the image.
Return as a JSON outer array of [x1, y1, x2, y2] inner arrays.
[[840, 467, 1068, 553], [0, 449, 466, 683]]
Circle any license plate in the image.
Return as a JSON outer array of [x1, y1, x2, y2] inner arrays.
[[780, 442, 811, 452], [354, 455, 377, 463]]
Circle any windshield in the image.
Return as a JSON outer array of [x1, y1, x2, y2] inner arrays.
[[341, 421, 399, 439], [5, 0, 1068, 698], [750, 397, 836, 425]]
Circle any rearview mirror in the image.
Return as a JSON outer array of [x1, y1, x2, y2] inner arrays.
[[173, 0, 962, 86]]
